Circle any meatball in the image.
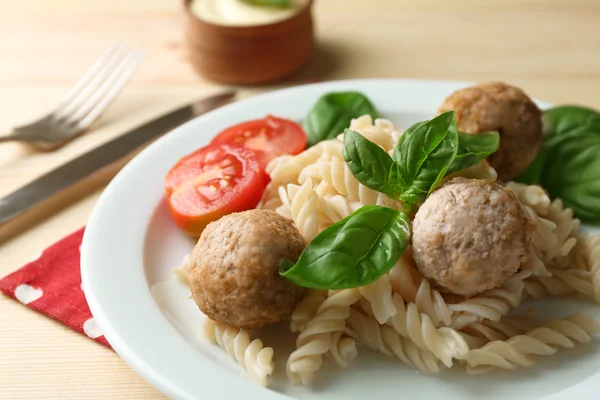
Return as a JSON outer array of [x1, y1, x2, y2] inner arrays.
[[189, 209, 306, 329], [438, 81, 543, 181], [412, 177, 534, 297]]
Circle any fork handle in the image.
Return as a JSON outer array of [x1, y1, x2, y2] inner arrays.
[[0, 132, 17, 143], [0, 131, 30, 144], [0, 131, 61, 151]]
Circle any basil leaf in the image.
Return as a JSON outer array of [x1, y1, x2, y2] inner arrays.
[[514, 145, 549, 184], [304, 92, 379, 146], [446, 131, 500, 175], [541, 132, 600, 223], [516, 105, 600, 223], [240, 0, 292, 8], [343, 128, 400, 199], [391, 121, 423, 163], [519, 106, 600, 184], [280, 206, 411, 290], [390, 111, 459, 204], [543, 106, 600, 139]]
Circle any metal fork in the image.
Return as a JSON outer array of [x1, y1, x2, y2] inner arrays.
[[0, 43, 143, 150]]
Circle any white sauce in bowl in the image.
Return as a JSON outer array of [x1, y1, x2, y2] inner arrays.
[[189, 0, 308, 27]]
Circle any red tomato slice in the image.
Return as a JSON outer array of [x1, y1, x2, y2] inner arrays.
[[211, 115, 307, 174], [165, 144, 265, 237]]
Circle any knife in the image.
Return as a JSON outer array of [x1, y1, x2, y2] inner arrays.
[[0, 91, 236, 237]]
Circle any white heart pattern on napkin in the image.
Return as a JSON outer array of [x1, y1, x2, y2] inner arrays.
[[14, 284, 43, 304]]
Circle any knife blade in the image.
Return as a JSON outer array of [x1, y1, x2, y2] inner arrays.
[[0, 91, 236, 232]]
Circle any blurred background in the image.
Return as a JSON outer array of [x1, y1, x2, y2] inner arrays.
[[2, 0, 599, 98], [1, 0, 599, 398]]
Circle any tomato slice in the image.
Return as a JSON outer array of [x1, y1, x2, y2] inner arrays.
[[165, 144, 265, 237], [211, 115, 307, 174]]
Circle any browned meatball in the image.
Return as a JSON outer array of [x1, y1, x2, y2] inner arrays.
[[412, 177, 534, 297], [189, 209, 306, 329], [438, 82, 543, 181]]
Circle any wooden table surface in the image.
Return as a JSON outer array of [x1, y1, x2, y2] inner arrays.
[[1, 0, 600, 398]]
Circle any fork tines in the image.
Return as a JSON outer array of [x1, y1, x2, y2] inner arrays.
[[53, 42, 144, 131]]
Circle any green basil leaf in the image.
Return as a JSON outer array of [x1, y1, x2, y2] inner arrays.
[[280, 206, 411, 290], [516, 105, 600, 223], [543, 106, 600, 139], [343, 128, 400, 199], [389, 111, 459, 204], [446, 131, 500, 175], [559, 181, 600, 224], [304, 92, 379, 146], [514, 145, 549, 184], [541, 132, 600, 223], [519, 106, 600, 184], [239, 0, 292, 8], [391, 121, 423, 163]]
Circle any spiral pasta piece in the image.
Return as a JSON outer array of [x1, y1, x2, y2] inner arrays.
[[449, 271, 530, 327], [201, 318, 274, 386], [268, 142, 328, 186], [387, 293, 469, 367], [521, 249, 552, 278], [358, 274, 396, 324], [543, 199, 581, 265], [459, 316, 537, 348], [525, 268, 593, 298], [346, 308, 441, 373], [388, 253, 420, 302], [310, 156, 402, 209], [328, 331, 358, 368], [172, 254, 192, 285], [505, 182, 551, 216], [507, 183, 580, 271], [290, 291, 357, 369], [278, 179, 320, 242], [414, 279, 453, 327], [259, 139, 343, 210], [388, 250, 452, 327], [287, 289, 361, 385], [565, 233, 590, 270], [290, 292, 327, 333], [317, 194, 362, 223], [464, 314, 600, 374]]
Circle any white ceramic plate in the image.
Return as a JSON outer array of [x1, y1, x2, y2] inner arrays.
[[81, 79, 600, 400]]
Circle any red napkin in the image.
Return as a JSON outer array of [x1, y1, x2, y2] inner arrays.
[[0, 228, 111, 348]]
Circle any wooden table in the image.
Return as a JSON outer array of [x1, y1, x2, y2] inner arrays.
[[1, 0, 599, 398]]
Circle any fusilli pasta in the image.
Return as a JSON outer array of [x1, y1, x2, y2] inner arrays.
[[346, 308, 441, 373], [458, 315, 537, 348], [358, 274, 396, 324], [388, 250, 452, 327], [289, 290, 357, 368], [328, 331, 358, 369], [525, 268, 593, 298], [386, 293, 469, 367], [449, 271, 530, 328], [201, 318, 274, 386], [463, 314, 600, 374], [172, 254, 192, 284], [290, 291, 327, 333], [287, 288, 361, 385], [278, 179, 321, 242]]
